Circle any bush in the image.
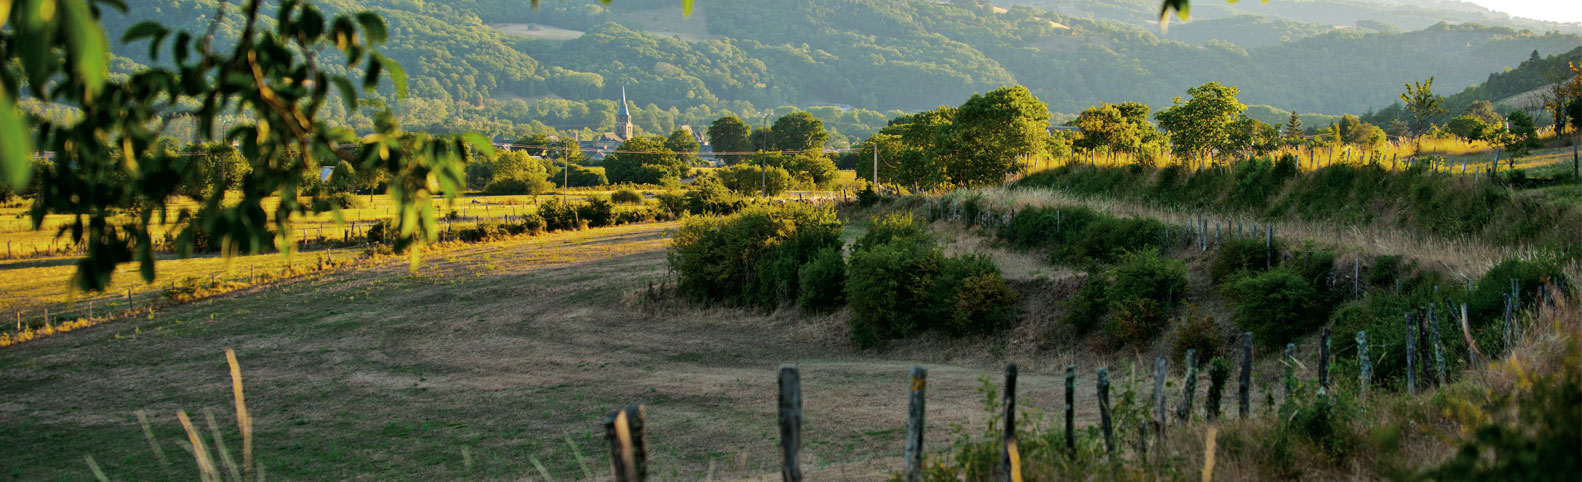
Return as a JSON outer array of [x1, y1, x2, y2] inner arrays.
[[1228, 268, 1329, 348], [1172, 309, 1226, 366], [1054, 216, 1170, 265], [667, 204, 842, 306], [1211, 238, 1280, 285], [1206, 357, 1232, 420], [577, 196, 615, 227], [717, 164, 792, 196], [516, 212, 546, 235], [1067, 249, 1187, 345], [846, 213, 1019, 346], [1468, 258, 1562, 329], [483, 174, 552, 195], [455, 221, 510, 243], [847, 239, 943, 346], [610, 187, 644, 205], [932, 254, 1020, 336], [539, 198, 581, 231], [797, 247, 847, 313], [998, 205, 1098, 249], [682, 176, 747, 215]]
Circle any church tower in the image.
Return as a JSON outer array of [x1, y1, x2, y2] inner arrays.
[[614, 86, 634, 141]]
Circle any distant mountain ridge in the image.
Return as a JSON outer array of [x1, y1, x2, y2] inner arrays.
[[99, 0, 1582, 140]]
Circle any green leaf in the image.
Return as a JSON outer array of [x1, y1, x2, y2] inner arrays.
[[60, 0, 110, 96], [0, 92, 33, 188], [332, 76, 358, 111], [354, 12, 387, 44], [682, 0, 693, 17], [378, 53, 408, 99]]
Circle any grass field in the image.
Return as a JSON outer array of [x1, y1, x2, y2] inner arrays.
[[0, 220, 1165, 480]]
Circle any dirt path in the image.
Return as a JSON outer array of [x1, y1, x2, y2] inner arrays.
[[0, 222, 1149, 481]]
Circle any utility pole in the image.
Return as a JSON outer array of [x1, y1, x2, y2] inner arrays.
[[565, 132, 575, 204], [761, 113, 771, 199]]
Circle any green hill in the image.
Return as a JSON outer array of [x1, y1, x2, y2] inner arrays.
[[97, 0, 1582, 141]]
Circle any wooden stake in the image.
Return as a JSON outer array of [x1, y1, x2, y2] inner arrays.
[[1357, 331, 1370, 401], [602, 404, 647, 482], [904, 366, 926, 482], [1064, 365, 1075, 458], [1460, 303, 1484, 367], [1178, 349, 1197, 423], [1406, 313, 1417, 395], [1238, 333, 1252, 419], [1428, 304, 1447, 387], [1098, 367, 1114, 455], [1001, 363, 1019, 482], [778, 365, 802, 482], [1283, 343, 1296, 400], [1152, 357, 1167, 453]]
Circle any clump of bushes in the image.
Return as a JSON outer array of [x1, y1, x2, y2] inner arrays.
[[1211, 237, 1281, 284], [1226, 267, 1330, 348], [847, 213, 1019, 346], [797, 247, 846, 313], [997, 205, 1098, 249], [667, 204, 843, 307], [1066, 249, 1187, 345], [610, 187, 644, 205], [539, 198, 584, 231], [1172, 308, 1226, 366], [1053, 215, 1171, 265]]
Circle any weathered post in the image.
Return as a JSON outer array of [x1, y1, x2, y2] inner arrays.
[[1283, 343, 1295, 400], [1502, 293, 1514, 350], [1098, 368, 1114, 455], [1406, 313, 1417, 395], [1239, 333, 1252, 418], [1460, 303, 1484, 367], [1064, 365, 1075, 458], [602, 404, 647, 482], [1357, 331, 1371, 401], [1428, 304, 1447, 387], [1152, 357, 1167, 449], [1265, 227, 1273, 269], [1001, 363, 1018, 482], [1318, 328, 1331, 396], [1178, 349, 1197, 423], [1354, 258, 1361, 299], [778, 365, 802, 482], [905, 366, 926, 482]]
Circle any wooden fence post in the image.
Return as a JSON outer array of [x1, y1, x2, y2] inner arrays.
[[1098, 367, 1114, 455], [1265, 227, 1273, 269], [1064, 365, 1075, 458], [1238, 333, 1252, 419], [1428, 304, 1447, 387], [778, 365, 802, 482], [1178, 349, 1197, 423], [1152, 357, 1167, 455], [1406, 313, 1417, 395], [1502, 293, 1514, 351], [602, 404, 647, 482], [1001, 363, 1019, 482], [1283, 343, 1295, 400], [1318, 328, 1331, 396], [1460, 303, 1484, 367], [1353, 258, 1361, 299], [1357, 331, 1370, 401], [905, 366, 926, 482]]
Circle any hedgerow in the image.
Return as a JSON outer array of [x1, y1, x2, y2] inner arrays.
[[667, 204, 843, 307], [847, 213, 1019, 346]]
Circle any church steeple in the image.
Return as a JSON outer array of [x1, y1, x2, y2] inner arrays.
[[615, 85, 633, 141]]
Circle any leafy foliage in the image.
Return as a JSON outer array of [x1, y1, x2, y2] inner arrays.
[[667, 204, 842, 307]]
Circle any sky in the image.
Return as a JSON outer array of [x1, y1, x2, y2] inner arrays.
[[1462, 0, 1582, 24]]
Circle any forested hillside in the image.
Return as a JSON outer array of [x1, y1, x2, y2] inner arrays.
[[95, 0, 1582, 141]]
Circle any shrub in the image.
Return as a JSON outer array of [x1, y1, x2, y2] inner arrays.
[[797, 247, 847, 313], [1206, 357, 1231, 420], [1228, 267, 1329, 348], [1054, 216, 1169, 265], [1068, 249, 1187, 344], [1468, 258, 1562, 328], [1211, 238, 1280, 285], [655, 190, 687, 217], [998, 205, 1098, 249], [455, 221, 509, 242], [667, 204, 842, 306], [610, 187, 644, 205], [516, 212, 546, 235], [853, 212, 930, 252], [539, 198, 581, 231], [682, 176, 747, 215], [1367, 254, 1406, 289], [932, 254, 1020, 336], [1172, 309, 1226, 366], [577, 196, 615, 227], [847, 239, 942, 346], [483, 174, 552, 195], [717, 164, 792, 196]]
